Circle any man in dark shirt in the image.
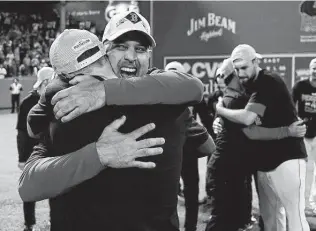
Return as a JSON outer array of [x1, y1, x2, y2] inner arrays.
[[205, 58, 306, 231], [215, 45, 309, 231], [292, 58, 316, 216], [19, 12, 212, 231], [16, 67, 54, 231], [165, 61, 216, 231]]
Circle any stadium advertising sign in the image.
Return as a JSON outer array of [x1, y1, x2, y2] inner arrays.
[[65, 0, 149, 34], [164, 56, 228, 94], [300, 1, 316, 43], [257, 55, 293, 90], [186, 13, 237, 42], [164, 54, 306, 93]]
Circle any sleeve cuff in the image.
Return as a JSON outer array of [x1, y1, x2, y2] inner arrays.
[[103, 79, 121, 105], [80, 143, 104, 171]]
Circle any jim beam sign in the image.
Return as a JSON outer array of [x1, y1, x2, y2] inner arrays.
[[187, 13, 236, 42]]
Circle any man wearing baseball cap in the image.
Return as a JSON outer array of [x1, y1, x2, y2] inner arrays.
[[32, 67, 55, 89], [292, 58, 316, 217], [206, 58, 307, 231], [19, 22, 206, 230], [215, 45, 309, 230], [16, 66, 54, 231]]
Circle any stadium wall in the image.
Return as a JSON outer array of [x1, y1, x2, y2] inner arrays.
[[152, 1, 316, 94]]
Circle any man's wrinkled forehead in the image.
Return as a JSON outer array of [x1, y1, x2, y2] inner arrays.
[[232, 59, 249, 69], [113, 31, 150, 47]]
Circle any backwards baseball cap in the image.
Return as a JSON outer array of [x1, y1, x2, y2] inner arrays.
[[216, 58, 235, 78], [231, 44, 262, 66], [310, 58, 316, 67], [102, 11, 156, 47], [165, 61, 185, 73], [33, 66, 54, 89], [49, 29, 106, 75]]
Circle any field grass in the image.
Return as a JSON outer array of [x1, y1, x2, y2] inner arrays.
[[0, 110, 315, 231]]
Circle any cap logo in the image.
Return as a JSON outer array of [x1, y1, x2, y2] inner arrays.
[[116, 18, 127, 27], [72, 38, 92, 52], [126, 12, 141, 24]]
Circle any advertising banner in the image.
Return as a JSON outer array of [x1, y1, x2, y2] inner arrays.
[[153, 1, 316, 70], [165, 54, 303, 93], [65, 0, 150, 34], [257, 56, 293, 90], [164, 56, 228, 94]]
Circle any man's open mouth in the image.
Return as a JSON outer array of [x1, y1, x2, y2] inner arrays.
[[120, 67, 137, 78]]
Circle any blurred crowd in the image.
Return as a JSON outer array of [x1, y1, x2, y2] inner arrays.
[[0, 10, 100, 79], [0, 11, 61, 78]]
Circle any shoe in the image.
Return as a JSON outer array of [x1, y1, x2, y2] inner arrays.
[[250, 216, 257, 223], [198, 196, 207, 205], [23, 225, 35, 231]]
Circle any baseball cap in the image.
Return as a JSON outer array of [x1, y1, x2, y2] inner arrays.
[[310, 58, 316, 67], [33, 67, 55, 89], [231, 44, 262, 66], [165, 61, 185, 73], [102, 11, 156, 47], [49, 29, 106, 75], [216, 58, 234, 78]]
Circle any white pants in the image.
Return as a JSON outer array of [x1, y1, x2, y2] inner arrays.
[[257, 159, 310, 231], [304, 137, 316, 209]]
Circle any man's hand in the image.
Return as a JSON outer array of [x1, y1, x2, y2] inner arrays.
[[51, 78, 105, 123], [213, 117, 223, 134], [288, 120, 306, 137], [18, 162, 25, 170], [96, 115, 165, 169]]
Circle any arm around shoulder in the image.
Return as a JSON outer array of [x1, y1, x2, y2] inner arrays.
[[104, 70, 204, 105]]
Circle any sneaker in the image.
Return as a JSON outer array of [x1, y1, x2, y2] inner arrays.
[[198, 196, 207, 205], [250, 216, 257, 223], [23, 225, 35, 231]]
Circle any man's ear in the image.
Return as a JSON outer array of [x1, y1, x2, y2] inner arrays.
[[253, 58, 260, 66]]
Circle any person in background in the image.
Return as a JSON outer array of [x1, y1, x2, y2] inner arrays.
[[16, 67, 54, 231], [214, 45, 309, 231], [10, 77, 23, 113], [292, 58, 316, 217], [165, 61, 216, 231], [0, 63, 7, 79]]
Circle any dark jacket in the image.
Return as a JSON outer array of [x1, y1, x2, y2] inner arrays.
[[16, 90, 39, 162]]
